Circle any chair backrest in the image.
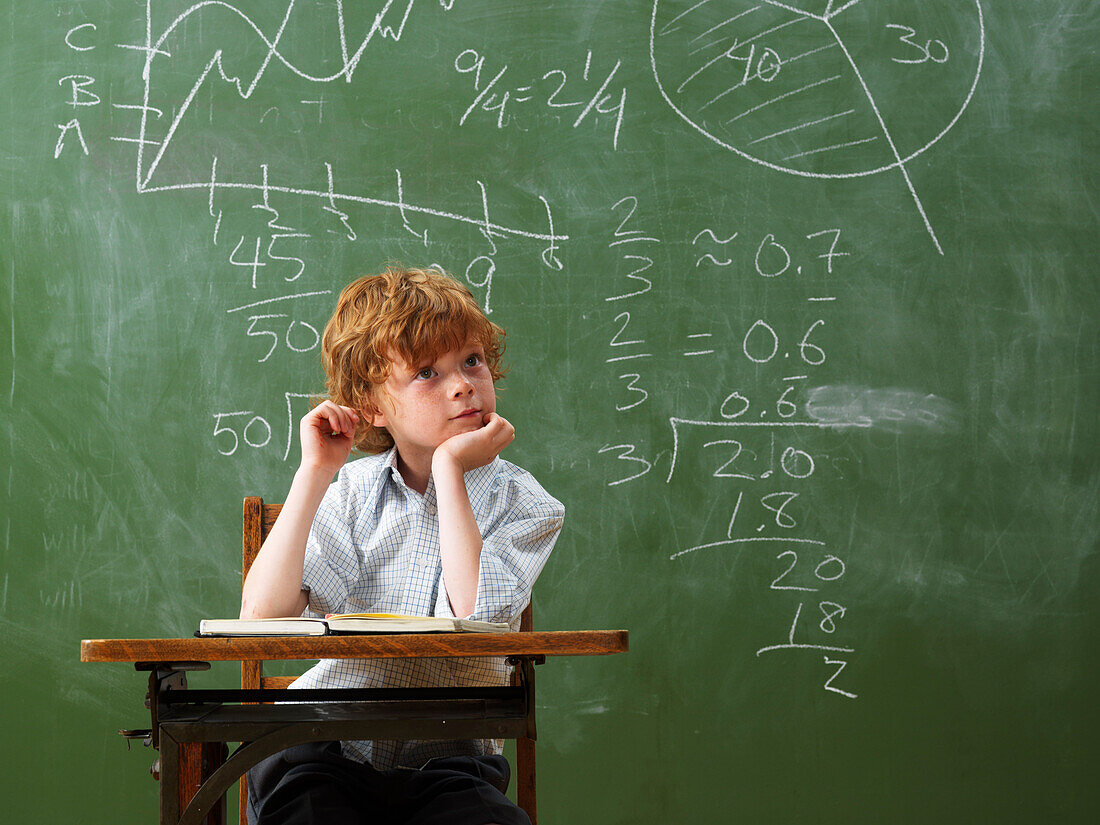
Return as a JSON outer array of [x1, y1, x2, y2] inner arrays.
[[240, 496, 538, 821], [242, 497, 290, 690]]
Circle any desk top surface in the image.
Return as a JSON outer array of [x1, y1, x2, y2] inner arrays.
[[81, 629, 628, 663]]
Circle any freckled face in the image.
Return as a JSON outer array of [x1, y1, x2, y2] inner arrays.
[[368, 342, 496, 466]]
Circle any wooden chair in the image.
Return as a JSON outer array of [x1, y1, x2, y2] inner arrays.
[[239, 496, 539, 823]]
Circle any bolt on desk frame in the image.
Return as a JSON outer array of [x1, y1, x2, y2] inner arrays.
[[81, 630, 628, 825]]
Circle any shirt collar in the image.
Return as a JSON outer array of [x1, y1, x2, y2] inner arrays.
[[380, 447, 502, 512], [380, 447, 427, 504]]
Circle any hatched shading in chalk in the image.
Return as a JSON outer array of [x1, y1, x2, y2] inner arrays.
[[650, 0, 985, 253], [651, 0, 984, 178]]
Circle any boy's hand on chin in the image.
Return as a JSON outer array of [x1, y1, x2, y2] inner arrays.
[[433, 413, 515, 473]]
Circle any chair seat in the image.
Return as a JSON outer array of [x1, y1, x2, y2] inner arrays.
[[260, 676, 296, 690]]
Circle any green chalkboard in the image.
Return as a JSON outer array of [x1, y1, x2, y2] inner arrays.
[[3, 1, 1097, 822]]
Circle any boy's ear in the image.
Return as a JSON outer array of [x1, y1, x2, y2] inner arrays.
[[359, 391, 387, 429]]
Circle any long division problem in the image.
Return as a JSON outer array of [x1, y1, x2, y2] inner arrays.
[[687, 225, 857, 699]]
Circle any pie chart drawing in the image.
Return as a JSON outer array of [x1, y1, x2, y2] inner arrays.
[[650, 0, 985, 254]]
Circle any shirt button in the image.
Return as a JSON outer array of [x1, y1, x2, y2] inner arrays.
[[425, 504, 437, 515]]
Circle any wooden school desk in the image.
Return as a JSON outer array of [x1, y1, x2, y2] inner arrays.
[[81, 629, 628, 825]]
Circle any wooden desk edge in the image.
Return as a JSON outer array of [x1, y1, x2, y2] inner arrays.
[[81, 629, 629, 663]]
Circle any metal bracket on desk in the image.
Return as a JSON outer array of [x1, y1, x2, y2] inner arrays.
[[507, 654, 540, 740], [135, 661, 210, 750], [129, 661, 213, 785]]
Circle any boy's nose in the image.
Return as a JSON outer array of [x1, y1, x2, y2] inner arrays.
[[450, 374, 474, 397]]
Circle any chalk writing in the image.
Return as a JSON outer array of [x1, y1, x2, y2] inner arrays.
[[212, 411, 273, 456], [455, 46, 628, 149], [887, 23, 950, 65], [55, 17, 101, 158], [599, 195, 663, 485]]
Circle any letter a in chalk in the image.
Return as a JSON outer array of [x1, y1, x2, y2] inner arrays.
[[54, 119, 90, 158]]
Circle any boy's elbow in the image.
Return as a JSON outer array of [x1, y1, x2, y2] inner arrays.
[[239, 578, 265, 619], [239, 596, 263, 620], [239, 588, 308, 620]]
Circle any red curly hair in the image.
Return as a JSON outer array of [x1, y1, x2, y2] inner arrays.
[[321, 266, 506, 453]]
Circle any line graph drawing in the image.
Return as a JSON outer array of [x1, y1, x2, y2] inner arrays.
[[650, 1, 985, 254], [111, 0, 566, 256]]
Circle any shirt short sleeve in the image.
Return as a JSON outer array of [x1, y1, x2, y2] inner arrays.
[[435, 471, 564, 623]]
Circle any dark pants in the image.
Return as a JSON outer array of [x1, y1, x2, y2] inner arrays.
[[246, 741, 531, 825]]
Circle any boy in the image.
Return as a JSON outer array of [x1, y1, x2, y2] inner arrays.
[[241, 266, 564, 825]]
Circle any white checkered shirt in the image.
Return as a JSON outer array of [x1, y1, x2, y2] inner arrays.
[[289, 447, 564, 770]]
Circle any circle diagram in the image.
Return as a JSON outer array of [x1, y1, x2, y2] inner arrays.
[[650, 0, 984, 179]]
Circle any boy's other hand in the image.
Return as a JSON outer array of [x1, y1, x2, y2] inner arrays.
[[433, 412, 515, 474], [300, 400, 358, 474]]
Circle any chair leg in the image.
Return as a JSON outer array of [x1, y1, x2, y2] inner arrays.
[[204, 743, 229, 825], [238, 775, 248, 825], [517, 736, 536, 824], [171, 740, 228, 825]]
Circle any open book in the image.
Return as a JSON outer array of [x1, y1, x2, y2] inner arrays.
[[198, 612, 511, 637]]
